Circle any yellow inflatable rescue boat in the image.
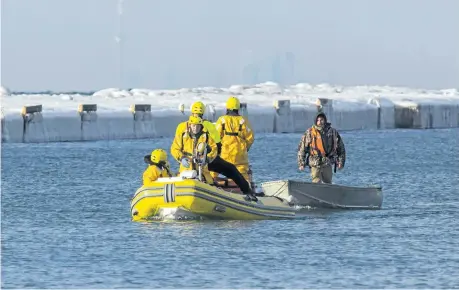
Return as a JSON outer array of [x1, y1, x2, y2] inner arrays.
[[130, 170, 296, 221]]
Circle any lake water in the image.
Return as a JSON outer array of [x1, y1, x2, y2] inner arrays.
[[2, 128, 458, 288]]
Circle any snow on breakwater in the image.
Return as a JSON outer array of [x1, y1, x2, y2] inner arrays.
[[1, 82, 459, 143]]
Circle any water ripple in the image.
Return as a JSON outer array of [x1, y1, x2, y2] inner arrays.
[[2, 129, 459, 288]]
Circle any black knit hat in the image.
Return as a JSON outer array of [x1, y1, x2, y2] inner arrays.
[[315, 112, 327, 123]]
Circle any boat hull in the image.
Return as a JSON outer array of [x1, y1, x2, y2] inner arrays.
[[131, 177, 296, 221], [260, 180, 383, 209]]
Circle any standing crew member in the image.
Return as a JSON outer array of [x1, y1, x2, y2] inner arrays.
[[215, 96, 255, 182], [297, 112, 346, 183]]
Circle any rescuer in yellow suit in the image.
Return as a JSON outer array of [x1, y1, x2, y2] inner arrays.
[[173, 101, 256, 200], [142, 149, 172, 186], [170, 115, 218, 184], [215, 96, 254, 181]]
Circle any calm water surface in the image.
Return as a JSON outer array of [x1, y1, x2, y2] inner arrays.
[[2, 129, 458, 288]]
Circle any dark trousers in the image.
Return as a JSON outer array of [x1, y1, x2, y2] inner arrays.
[[208, 155, 251, 194]]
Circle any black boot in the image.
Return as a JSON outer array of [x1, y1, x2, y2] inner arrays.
[[244, 193, 258, 202], [254, 191, 265, 197], [242, 188, 259, 202]]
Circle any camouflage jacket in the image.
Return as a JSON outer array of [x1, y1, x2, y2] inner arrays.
[[297, 123, 346, 168]]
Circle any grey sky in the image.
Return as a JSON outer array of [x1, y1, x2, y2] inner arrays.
[[1, 0, 458, 92]]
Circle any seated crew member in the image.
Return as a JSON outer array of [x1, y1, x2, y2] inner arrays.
[[170, 115, 217, 184], [143, 148, 172, 186]]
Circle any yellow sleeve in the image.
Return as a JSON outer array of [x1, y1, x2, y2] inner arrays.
[[175, 121, 187, 137], [214, 116, 225, 139], [170, 129, 184, 162], [203, 120, 221, 143], [243, 117, 255, 151], [206, 132, 218, 163], [143, 166, 160, 186]]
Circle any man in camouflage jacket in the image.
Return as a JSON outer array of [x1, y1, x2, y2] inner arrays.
[[297, 112, 346, 183]]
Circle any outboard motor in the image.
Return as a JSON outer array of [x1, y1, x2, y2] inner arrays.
[[193, 142, 208, 182]]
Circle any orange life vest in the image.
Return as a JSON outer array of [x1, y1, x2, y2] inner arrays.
[[309, 127, 326, 157]]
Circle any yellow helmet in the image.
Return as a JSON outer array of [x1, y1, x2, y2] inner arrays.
[[226, 96, 240, 110], [150, 149, 167, 163], [188, 115, 203, 125], [191, 101, 205, 115]]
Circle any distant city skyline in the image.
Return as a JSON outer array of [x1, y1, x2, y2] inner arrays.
[[1, 0, 458, 92]]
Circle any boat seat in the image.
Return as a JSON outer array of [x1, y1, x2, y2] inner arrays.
[[213, 177, 245, 194], [213, 177, 262, 196], [214, 177, 240, 188]]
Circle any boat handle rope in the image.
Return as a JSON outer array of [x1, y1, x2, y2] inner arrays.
[[266, 182, 288, 198]]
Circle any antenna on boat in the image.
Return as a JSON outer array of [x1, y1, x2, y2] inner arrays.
[[115, 0, 124, 89]]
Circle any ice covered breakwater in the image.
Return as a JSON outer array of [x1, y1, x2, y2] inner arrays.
[[1, 82, 459, 143]]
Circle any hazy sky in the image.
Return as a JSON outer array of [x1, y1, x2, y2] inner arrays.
[[1, 0, 458, 92]]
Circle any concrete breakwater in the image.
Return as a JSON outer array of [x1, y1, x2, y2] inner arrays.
[[2, 96, 458, 143]]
